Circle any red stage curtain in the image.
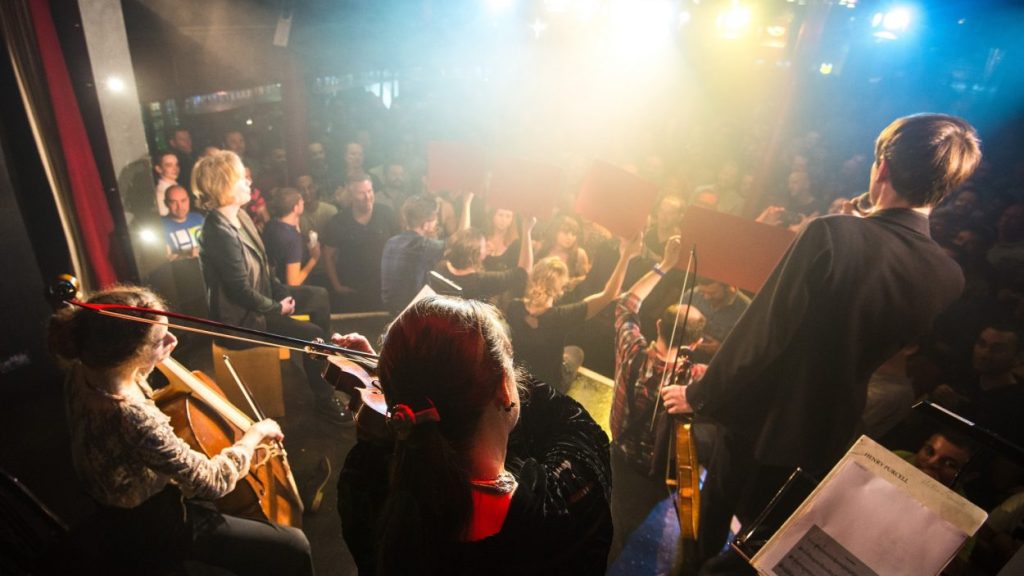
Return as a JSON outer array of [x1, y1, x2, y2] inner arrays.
[[28, 0, 119, 287]]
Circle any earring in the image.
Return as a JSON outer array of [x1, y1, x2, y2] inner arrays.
[[503, 402, 516, 412]]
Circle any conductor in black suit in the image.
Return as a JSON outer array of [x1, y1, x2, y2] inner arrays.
[[663, 114, 982, 569]]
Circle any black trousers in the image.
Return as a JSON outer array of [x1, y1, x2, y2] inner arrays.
[[696, 425, 796, 569], [264, 284, 334, 403], [189, 501, 314, 576], [95, 486, 313, 576], [289, 284, 332, 336]]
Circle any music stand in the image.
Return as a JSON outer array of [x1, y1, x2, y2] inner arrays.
[[731, 468, 819, 563], [731, 402, 1017, 569]]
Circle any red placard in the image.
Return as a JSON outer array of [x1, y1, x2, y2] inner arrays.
[[487, 156, 562, 218], [427, 141, 487, 196], [575, 160, 659, 239], [676, 205, 796, 293]]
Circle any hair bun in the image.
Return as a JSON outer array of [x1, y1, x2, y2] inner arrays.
[[47, 306, 83, 360]]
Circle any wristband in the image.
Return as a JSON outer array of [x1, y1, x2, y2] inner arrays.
[[652, 264, 666, 277]]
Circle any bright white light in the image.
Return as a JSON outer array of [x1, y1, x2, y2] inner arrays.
[[819, 62, 833, 75], [716, 2, 753, 40], [606, 0, 675, 50], [572, 0, 600, 22], [882, 8, 910, 32], [139, 228, 159, 245], [679, 10, 692, 26], [766, 25, 786, 38], [245, 118, 254, 126], [871, 7, 910, 40], [485, 0, 515, 12], [543, 0, 570, 13], [530, 18, 548, 38], [105, 76, 126, 93]]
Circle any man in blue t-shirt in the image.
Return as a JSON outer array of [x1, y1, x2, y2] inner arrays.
[[263, 187, 321, 286], [161, 185, 203, 259]]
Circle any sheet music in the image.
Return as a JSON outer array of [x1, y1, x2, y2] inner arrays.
[[752, 436, 987, 576]]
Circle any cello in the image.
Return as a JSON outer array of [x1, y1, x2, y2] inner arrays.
[[50, 276, 319, 528], [154, 357, 305, 528]]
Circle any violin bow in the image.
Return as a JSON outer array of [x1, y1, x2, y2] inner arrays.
[[56, 297, 377, 362], [49, 273, 376, 361], [650, 245, 698, 432]]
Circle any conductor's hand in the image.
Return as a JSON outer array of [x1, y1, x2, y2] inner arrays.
[[660, 236, 682, 271], [279, 296, 296, 316], [662, 384, 693, 415], [331, 332, 376, 355]]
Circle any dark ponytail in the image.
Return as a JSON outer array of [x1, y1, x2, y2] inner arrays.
[[375, 297, 515, 575]]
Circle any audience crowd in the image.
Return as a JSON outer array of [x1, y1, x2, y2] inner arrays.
[[145, 89, 1024, 574]]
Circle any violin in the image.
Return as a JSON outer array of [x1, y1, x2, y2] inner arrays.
[[321, 351, 391, 443], [653, 250, 702, 574], [665, 357, 701, 570]]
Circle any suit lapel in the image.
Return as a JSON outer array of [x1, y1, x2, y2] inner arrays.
[[236, 211, 269, 268]]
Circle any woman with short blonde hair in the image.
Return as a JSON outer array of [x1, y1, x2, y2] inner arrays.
[[197, 151, 347, 423], [193, 150, 245, 211]]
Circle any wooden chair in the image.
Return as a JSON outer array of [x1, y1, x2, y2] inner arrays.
[[210, 342, 286, 418]]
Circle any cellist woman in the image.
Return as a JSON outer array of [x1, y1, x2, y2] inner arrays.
[[49, 285, 313, 575]]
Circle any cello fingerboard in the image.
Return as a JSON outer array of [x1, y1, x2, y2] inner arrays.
[[158, 356, 254, 431]]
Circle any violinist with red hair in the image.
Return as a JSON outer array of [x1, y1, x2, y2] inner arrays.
[[336, 296, 613, 575]]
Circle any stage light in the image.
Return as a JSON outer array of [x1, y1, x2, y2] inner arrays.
[[819, 62, 833, 75], [245, 118, 254, 126], [882, 8, 910, 32], [105, 76, 126, 93], [762, 23, 788, 49], [139, 228, 159, 245], [871, 7, 911, 40], [716, 2, 753, 40]]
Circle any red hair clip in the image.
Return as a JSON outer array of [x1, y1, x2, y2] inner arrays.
[[387, 399, 441, 438]]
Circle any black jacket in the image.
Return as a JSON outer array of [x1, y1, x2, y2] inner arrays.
[[199, 209, 288, 332], [686, 209, 964, 471]]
